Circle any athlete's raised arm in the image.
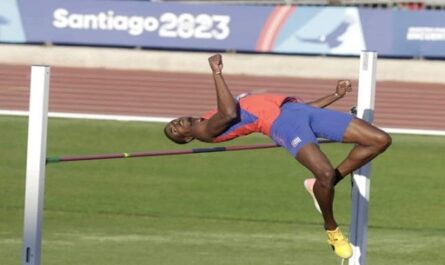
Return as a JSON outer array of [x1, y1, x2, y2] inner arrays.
[[307, 80, 352, 108], [191, 54, 238, 142]]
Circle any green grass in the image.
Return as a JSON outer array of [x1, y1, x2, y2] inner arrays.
[[1, 115, 444, 265]]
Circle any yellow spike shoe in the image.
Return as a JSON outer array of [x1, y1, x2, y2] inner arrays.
[[326, 227, 353, 259]]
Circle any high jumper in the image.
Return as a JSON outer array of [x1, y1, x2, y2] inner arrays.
[[164, 54, 391, 259]]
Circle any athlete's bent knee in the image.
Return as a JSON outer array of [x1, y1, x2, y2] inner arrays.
[[314, 169, 335, 189], [374, 131, 392, 153]]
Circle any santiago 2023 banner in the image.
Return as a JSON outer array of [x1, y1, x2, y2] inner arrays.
[[1, 0, 444, 58]]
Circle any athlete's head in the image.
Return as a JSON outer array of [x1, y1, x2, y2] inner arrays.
[[164, 117, 195, 144]]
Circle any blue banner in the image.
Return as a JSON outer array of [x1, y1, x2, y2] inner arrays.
[[394, 10, 445, 58], [16, 0, 273, 51], [0, 0, 444, 58], [359, 9, 445, 57]]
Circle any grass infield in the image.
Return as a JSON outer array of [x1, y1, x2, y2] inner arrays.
[[1, 116, 444, 265]]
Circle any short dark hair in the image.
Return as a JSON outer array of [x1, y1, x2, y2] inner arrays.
[[163, 123, 188, 144]]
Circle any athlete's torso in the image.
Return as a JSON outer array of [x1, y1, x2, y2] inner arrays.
[[201, 94, 300, 143]]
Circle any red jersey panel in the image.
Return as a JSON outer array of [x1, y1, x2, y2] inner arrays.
[[201, 94, 300, 143]]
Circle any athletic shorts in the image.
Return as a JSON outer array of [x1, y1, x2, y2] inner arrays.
[[270, 103, 353, 157]]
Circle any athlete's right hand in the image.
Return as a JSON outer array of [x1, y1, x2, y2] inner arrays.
[[208, 54, 223, 74], [336, 80, 352, 97]]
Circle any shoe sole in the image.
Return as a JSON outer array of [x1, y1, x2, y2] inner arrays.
[[304, 179, 322, 214]]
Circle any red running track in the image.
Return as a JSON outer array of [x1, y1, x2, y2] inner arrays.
[[1, 64, 445, 131]]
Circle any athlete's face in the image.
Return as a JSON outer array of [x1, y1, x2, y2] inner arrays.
[[164, 117, 194, 144]]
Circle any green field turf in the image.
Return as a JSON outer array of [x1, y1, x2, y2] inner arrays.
[[1, 115, 444, 265]]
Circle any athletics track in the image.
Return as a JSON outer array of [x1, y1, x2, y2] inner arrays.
[[0, 64, 444, 132]]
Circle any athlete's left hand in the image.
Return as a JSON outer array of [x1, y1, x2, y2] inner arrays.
[[208, 54, 223, 74], [336, 80, 352, 97]]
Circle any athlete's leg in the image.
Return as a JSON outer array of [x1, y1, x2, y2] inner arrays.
[[278, 105, 354, 258], [296, 143, 337, 230], [296, 143, 353, 259], [334, 118, 392, 184]]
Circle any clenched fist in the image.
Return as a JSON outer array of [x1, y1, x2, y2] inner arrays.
[[208, 54, 223, 74], [336, 80, 352, 97]]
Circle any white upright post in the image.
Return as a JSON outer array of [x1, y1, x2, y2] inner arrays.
[[348, 51, 377, 265], [22, 66, 50, 265]]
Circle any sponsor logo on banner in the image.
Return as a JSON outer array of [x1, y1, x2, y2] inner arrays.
[[18, 0, 272, 51], [52, 8, 231, 40], [406, 27, 445, 41]]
